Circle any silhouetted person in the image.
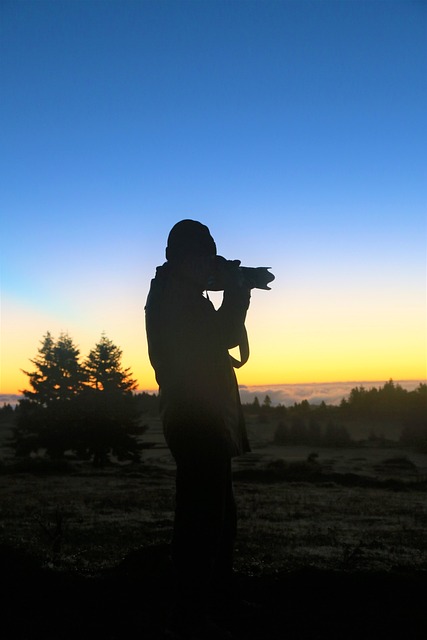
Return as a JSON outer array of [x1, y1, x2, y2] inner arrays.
[[145, 220, 251, 638]]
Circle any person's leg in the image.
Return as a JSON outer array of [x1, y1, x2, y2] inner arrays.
[[211, 462, 237, 591], [166, 432, 235, 637]]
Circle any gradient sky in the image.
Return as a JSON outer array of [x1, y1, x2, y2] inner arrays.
[[1, 0, 426, 395]]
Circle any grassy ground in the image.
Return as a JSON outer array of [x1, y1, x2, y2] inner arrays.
[[0, 416, 426, 575], [1, 417, 427, 638]]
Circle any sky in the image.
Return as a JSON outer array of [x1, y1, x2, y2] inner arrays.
[[1, 0, 426, 398]]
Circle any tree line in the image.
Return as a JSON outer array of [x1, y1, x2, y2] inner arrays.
[[243, 380, 427, 451]]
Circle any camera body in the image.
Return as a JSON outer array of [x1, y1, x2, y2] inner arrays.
[[208, 255, 275, 291]]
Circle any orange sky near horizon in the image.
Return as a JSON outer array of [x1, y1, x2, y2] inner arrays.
[[1, 283, 425, 396]]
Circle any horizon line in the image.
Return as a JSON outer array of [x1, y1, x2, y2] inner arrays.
[[1, 378, 425, 400], [238, 378, 426, 388], [138, 378, 426, 394]]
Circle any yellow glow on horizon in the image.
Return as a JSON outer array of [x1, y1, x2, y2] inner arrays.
[[237, 286, 426, 386], [1, 286, 425, 396]]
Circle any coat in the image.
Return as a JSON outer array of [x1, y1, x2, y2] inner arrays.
[[145, 262, 251, 457]]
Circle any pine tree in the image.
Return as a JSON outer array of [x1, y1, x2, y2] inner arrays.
[[84, 333, 136, 393], [16, 332, 86, 458], [22, 331, 86, 404], [263, 395, 272, 409], [79, 334, 140, 466], [15, 332, 142, 465]]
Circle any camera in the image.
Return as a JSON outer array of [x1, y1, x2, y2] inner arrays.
[[208, 255, 275, 291]]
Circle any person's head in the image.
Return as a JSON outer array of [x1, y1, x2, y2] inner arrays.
[[166, 219, 216, 262], [166, 219, 216, 288]]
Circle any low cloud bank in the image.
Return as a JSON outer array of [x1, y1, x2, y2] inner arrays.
[[238, 380, 425, 407], [1, 380, 424, 409]]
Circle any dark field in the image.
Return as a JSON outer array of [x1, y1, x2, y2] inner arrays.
[[1, 417, 426, 638]]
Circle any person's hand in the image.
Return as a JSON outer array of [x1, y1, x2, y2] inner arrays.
[[180, 254, 215, 289], [215, 256, 245, 289]]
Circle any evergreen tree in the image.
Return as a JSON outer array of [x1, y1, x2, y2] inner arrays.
[[14, 332, 142, 464], [400, 384, 427, 452], [0, 403, 15, 423], [79, 334, 141, 466], [22, 331, 86, 404], [263, 395, 272, 409], [15, 332, 86, 458], [258, 394, 272, 423], [274, 420, 289, 444], [84, 333, 136, 392]]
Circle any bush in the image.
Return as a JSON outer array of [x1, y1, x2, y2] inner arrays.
[[273, 418, 352, 447], [3, 457, 75, 475]]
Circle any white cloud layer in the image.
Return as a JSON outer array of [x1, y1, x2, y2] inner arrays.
[[238, 380, 425, 407], [2, 380, 425, 409]]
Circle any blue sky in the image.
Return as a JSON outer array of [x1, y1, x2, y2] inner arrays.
[[1, 0, 426, 394]]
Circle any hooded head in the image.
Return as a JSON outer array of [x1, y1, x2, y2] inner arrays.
[[166, 219, 217, 263]]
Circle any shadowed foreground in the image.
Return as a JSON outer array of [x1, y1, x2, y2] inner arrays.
[[1, 544, 426, 639]]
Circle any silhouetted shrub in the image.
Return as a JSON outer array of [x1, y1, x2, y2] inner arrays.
[[400, 421, 427, 452], [323, 421, 352, 447], [273, 418, 352, 447], [274, 421, 289, 444], [5, 457, 74, 475]]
